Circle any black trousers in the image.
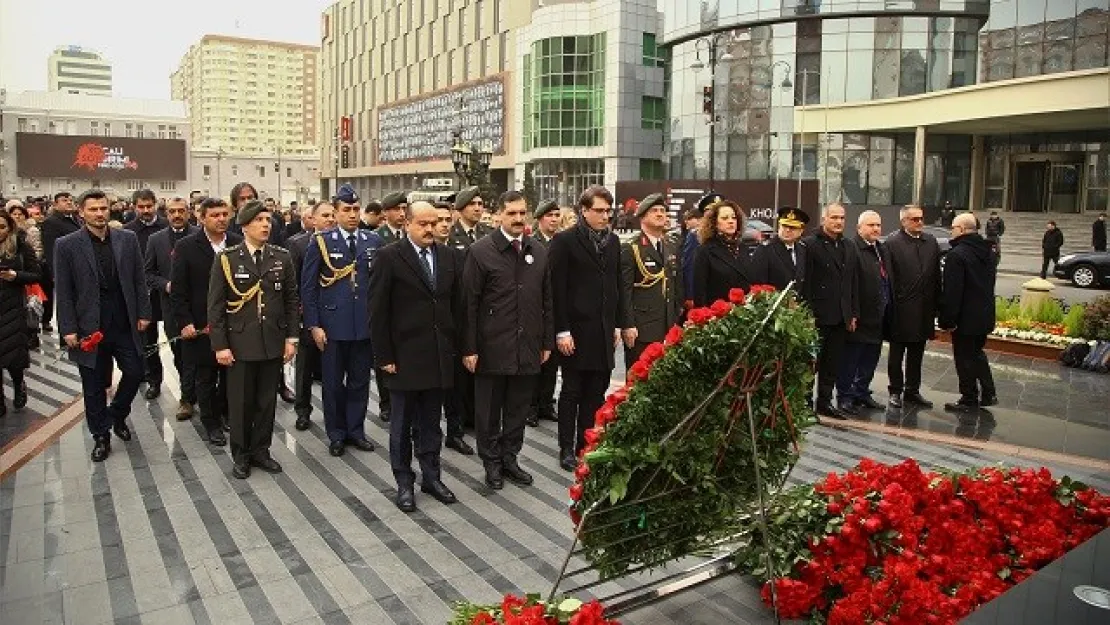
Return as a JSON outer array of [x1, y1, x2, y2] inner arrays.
[[374, 368, 391, 416], [887, 340, 926, 396], [557, 369, 611, 456], [624, 342, 648, 373], [1040, 252, 1060, 279], [193, 363, 228, 433], [227, 359, 282, 462], [531, 357, 558, 418], [170, 339, 196, 404], [442, 387, 464, 440], [815, 324, 848, 405], [836, 341, 883, 404], [41, 273, 54, 329], [77, 326, 144, 438], [453, 360, 476, 429], [389, 388, 444, 488], [474, 374, 536, 466], [142, 320, 164, 386], [951, 333, 996, 404], [293, 328, 319, 418]]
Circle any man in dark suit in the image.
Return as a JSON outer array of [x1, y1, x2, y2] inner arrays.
[[549, 185, 630, 471], [431, 203, 476, 454], [208, 200, 300, 479], [287, 200, 333, 430], [802, 203, 860, 420], [54, 189, 152, 462], [144, 196, 198, 419], [125, 188, 169, 399], [750, 207, 808, 292], [359, 200, 383, 231], [446, 186, 494, 251], [302, 184, 383, 456], [939, 213, 998, 413], [375, 192, 409, 244], [40, 191, 82, 333], [171, 198, 242, 446], [528, 199, 561, 426], [283, 202, 308, 240], [462, 191, 553, 489], [370, 201, 463, 512], [837, 211, 890, 415], [620, 193, 684, 367]]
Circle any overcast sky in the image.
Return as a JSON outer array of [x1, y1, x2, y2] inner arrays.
[[0, 0, 334, 100]]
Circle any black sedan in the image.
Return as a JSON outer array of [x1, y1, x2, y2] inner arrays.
[[1054, 251, 1110, 288]]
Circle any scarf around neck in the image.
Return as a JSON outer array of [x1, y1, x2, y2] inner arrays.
[[717, 232, 745, 258], [578, 220, 611, 253]]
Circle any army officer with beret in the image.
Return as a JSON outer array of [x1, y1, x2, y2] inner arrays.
[[532, 200, 560, 246], [620, 193, 684, 366], [528, 199, 562, 426], [447, 186, 494, 251], [376, 192, 408, 245], [208, 200, 300, 479]]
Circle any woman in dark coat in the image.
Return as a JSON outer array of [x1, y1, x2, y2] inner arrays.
[[691, 199, 754, 306], [0, 210, 42, 416]]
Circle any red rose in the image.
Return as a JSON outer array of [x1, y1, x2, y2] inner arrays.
[[575, 463, 590, 481], [687, 307, 714, 325], [79, 330, 104, 352], [628, 360, 651, 382], [470, 612, 496, 625], [606, 386, 629, 406], [584, 427, 602, 446], [827, 501, 843, 516], [728, 287, 746, 303], [501, 594, 527, 614], [569, 483, 584, 501], [710, 299, 733, 317], [569, 508, 582, 525], [594, 404, 616, 427], [639, 341, 665, 365], [664, 325, 683, 345], [569, 600, 608, 625], [863, 516, 883, 534]]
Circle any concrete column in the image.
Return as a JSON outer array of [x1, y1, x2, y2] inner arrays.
[[968, 134, 985, 212], [912, 125, 927, 207]]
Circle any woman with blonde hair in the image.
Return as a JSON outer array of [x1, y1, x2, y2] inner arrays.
[[0, 210, 42, 415], [691, 199, 754, 306], [557, 207, 578, 231]]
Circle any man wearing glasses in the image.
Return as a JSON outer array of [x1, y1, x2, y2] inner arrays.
[[882, 204, 941, 409]]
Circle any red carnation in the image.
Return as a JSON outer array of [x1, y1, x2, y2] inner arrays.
[[569, 483, 584, 502], [569, 507, 582, 525], [584, 427, 602, 446], [628, 360, 651, 382], [575, 463, 590, 480], [664, 324, 683, 345], [594, 404, 616, 427], [79, 330, 104, 352], [606, 386, 629, 407], [639, 341, 665, 365], [710, 299, 733, 317], [687, 307, 714, 325], [728, 287, 746, 303], [470, 613, 496, 625]]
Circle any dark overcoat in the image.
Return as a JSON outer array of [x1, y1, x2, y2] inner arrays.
[[144, 224, 198, 337], [883, 229, 941, 342], [169, 230, 243, 364], [691, 237, 754, 306], [0, 239, 41, 369], [801, 230, 860, 327]]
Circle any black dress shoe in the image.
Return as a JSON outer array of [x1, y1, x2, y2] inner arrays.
[[421, 480, 458, 504], [857, 396, 885, 410], [526, 414, 540, 427], [279, 386, 296, 404], [837, 402, 860, 416], [207, 428, 227, 446], [538, 408, 558, 422], [944, 402, 978, 414], [250, 455, 283, 474], [13, 381, 27, 410], [445, 436, 475, 455], [294, 416, 311, 431], [903, 392, 933, 408], [396, 486, 416, 513], [559, 453, 577, 472], [485, 464, 504, 490], [112, 420, 132, 441], [980, 395, 999, 407], [232, 461, 251, 479], [329, 441, 346, 457], [144, 385, 161, 400], [503, 462, 534, 486], [816, 403, 848, 420], [347, 438, 375, 452], [91, 436, 111, 462], [888, 394, 904, 408]]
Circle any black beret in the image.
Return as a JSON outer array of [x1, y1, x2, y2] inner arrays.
[[382, 192, 408, 210], [236, 199, 269, 226], [637, 193, 666, 219], [534, 199, 559, 220], [695, 192, 724, 213], [454, 186, 481, 211]]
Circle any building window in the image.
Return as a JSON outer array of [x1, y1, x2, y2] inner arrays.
[[642, 96, 666, 130], [17, 118, 27, 132], [286, 167, 292, 178], [522, 34, 607, 151], [160, 181, 177, 191], [48, 121, 57, 134], [643, 33, 665, 67], [639, 159, 664, 180], [168, 125, 178, 139], [137, 124, 144, 137], [258, 165, 266, 177], [158, 125, 167, 139], [90, 121, 99, 136], [203, 165, 211, 176], [231, 165, 238, 176], [128, 180, 142, 191], [103, 122, 111, 137], [125, 123, 133, 137]]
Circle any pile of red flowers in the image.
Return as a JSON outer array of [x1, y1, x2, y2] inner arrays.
[[759, 459, 1110, 624], [454, 594, 618, 625], [79, 330, 104, 352]]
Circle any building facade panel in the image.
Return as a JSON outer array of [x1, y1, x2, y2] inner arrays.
[[47, 46, 112, 96]]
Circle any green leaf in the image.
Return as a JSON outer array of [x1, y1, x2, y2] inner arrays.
[[557, 598, 583, 613], [609, 471, 631, 504]]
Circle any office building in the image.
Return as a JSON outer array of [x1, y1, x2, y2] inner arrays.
[[47, 46, 112, 96], [171, 35, 319, 157]]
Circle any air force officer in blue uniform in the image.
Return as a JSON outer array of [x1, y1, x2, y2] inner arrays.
[[301, 185, 384, 456]]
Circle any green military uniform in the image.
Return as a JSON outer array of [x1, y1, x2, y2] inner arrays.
[[529, 199, 561, 423], [208, 201, 300, 476], [619, 193, 684, 365], [446, 186, 493, 251], [376, 191, 408, 245]]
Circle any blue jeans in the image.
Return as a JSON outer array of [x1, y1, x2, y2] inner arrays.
[[836, 341, 882, 405], [78, 328, 144, 438]]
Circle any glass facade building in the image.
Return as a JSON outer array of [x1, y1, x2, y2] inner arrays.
[[661, 0, 1110, 212], [521, 34, 608, 150]]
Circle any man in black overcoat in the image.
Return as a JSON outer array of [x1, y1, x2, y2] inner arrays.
[[938, 213, 998, 413], [750, 207, 808, 292], [837, 211, 890, 415], [370, 201, 463, 513], [171, 198, 242, 446], [144, 197, 198, 419], [40, 191, 82, 332], [549, 185, 630, 471], [125, 188, 169, 399], [286, 200, 333, 431], [801, 203, 859, 420]]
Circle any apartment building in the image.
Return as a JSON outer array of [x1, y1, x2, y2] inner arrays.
[[47, 46, 112, 96]]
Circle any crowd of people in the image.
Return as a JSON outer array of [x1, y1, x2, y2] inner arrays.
[[0, 183, 1014, 513]]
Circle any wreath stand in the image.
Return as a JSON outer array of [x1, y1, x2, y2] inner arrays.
[[546, 284, 806, 623]]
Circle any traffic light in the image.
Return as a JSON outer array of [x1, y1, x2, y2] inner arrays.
[[702, 86, 714, 116], [340, 145, 350, 169]]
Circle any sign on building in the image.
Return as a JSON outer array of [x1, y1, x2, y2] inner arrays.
[[15, 133, 187, 181]]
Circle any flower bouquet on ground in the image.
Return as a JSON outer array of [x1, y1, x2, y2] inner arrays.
[[451, 595, 618, 625], [733, 458, 1110, 625], [569, 285, 819, 579]]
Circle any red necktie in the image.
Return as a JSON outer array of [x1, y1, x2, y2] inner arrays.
[[875, 245, 886, 279], [512, 240, 521, 255]]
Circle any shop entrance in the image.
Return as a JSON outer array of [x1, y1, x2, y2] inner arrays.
[[1010, 154, 1086, 213]]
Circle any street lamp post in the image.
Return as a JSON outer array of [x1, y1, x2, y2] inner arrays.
[[767, 60, 794, 212], [450, 130, 493, 189], [276, 145, 283, 205], [690, 34, 735, 191]]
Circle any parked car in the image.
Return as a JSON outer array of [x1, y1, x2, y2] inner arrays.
[[1054, 251, 1110, 288], [745, 219, 775, 245], [880, 225, 952, 253]]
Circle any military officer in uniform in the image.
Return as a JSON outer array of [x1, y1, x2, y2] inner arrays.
[[527, 199, 561, 426], [208, 200, 300, 479], [301, 184, 383, 456], [620, 193, 684, 366], [376, 192, 408, 245], [446, 186, 494, 251], [750, 207, 809, 292]]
